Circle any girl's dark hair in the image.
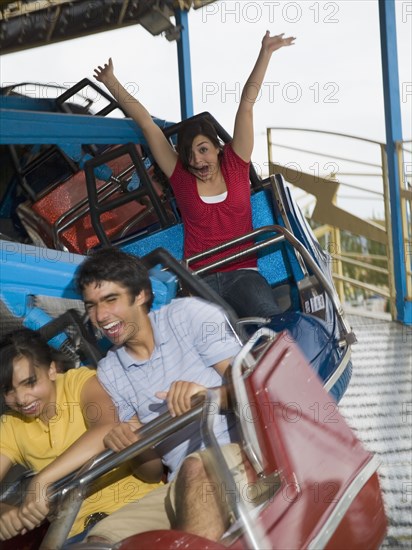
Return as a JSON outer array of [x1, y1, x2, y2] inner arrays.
[[0, 328, 54, 396], [176, 118, 223, 170], [75, 247, 153, 309]]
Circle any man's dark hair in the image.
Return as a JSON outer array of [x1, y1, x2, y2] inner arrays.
[[75, 248, 153, 308], [176, 118, 223, 171]]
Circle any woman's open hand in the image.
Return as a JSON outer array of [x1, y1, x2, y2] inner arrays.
[[262, 31, 296, 53], [93, 58, 115, 85]]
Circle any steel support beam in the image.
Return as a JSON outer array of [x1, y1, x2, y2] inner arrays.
[[378, 0, 411, 324], [175, 9, 194, 119]]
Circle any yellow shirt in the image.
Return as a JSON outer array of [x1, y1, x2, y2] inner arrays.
[[0, 367, 161, 537]]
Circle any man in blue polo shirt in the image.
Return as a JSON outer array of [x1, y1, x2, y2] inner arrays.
[[75, 247, 245, 544]]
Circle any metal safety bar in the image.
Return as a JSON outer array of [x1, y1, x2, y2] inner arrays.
[[56, 78, 123, 118], [142, 247, 244, 344], [40, 404, 204, 549], [200, 388, 272, 550], [186, 225, 355, 345]]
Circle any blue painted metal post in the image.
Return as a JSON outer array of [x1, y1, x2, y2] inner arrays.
[[378, 0, 410, 324], [175, 9, 194, 120]]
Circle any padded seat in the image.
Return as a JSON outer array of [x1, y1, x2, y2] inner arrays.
[[17, 146, 163, 253]]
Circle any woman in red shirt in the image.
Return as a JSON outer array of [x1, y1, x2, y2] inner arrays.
[[94, 31, 295, 318]]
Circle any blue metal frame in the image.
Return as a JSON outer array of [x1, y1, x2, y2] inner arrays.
[[0, 241, 83, 317], [0, 95, 55, 111], [379, 0, 411, 324], [175, 9, 194, 119], [0, 103, 175, 146], [0, 107, 146, 145], [0, 240, 177, 319]]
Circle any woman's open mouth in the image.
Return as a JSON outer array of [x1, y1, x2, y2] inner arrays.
[[190, 165, 210, 178], [20, 400, 40, 415], [198, 166, 211, 179]]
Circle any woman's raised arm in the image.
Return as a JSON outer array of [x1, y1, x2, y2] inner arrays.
[[94, 58, 178, 178], [232, 32, 295, 162]]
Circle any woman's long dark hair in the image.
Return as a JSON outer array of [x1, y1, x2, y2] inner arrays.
[[0, 328, 74, 414], [176, 118, 223, 171]]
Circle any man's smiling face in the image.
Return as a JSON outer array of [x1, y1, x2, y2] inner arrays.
[[83, 280, 144, 346]]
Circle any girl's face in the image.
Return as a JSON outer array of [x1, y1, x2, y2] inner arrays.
[[3, 355, 57, 423], [188, 134, 221, 181]]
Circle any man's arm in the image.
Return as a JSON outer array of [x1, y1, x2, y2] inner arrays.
[[232, 31, 295, 162], [155, 357, 233, 417], [94, 58, 178, 178], [154, 299, 241, 417], [210, 358, 233, 410]]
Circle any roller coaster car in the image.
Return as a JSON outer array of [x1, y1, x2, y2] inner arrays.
[[0, 242, 380, 549], [0, 108, 362, 546], [1, 328, 386, 550]]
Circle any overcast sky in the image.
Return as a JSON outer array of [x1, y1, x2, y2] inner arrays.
[[1, 0, 411, 217]]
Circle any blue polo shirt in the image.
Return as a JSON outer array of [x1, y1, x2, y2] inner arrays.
[[97, 297, 242, 478]]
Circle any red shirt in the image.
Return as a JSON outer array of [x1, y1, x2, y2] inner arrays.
[[169, 143, 257, 272]]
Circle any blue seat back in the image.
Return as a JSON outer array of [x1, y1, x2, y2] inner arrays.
[[251, 190, 303, 286], [149, 266, 178, 309], [120, 226, 183, 308], [121, 224, 184, 260], [119, 189, 304, 297]]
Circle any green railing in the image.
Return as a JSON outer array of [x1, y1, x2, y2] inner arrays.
[[266, 128, 411, 319]]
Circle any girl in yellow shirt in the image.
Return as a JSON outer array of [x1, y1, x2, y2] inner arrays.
[[0, 328, 162, 544]]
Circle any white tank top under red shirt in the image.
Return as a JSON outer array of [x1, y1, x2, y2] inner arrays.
[[169, 143, 257, 272]]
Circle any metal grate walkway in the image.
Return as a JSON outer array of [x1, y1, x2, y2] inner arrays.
[[339, 313, 412, 549]]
